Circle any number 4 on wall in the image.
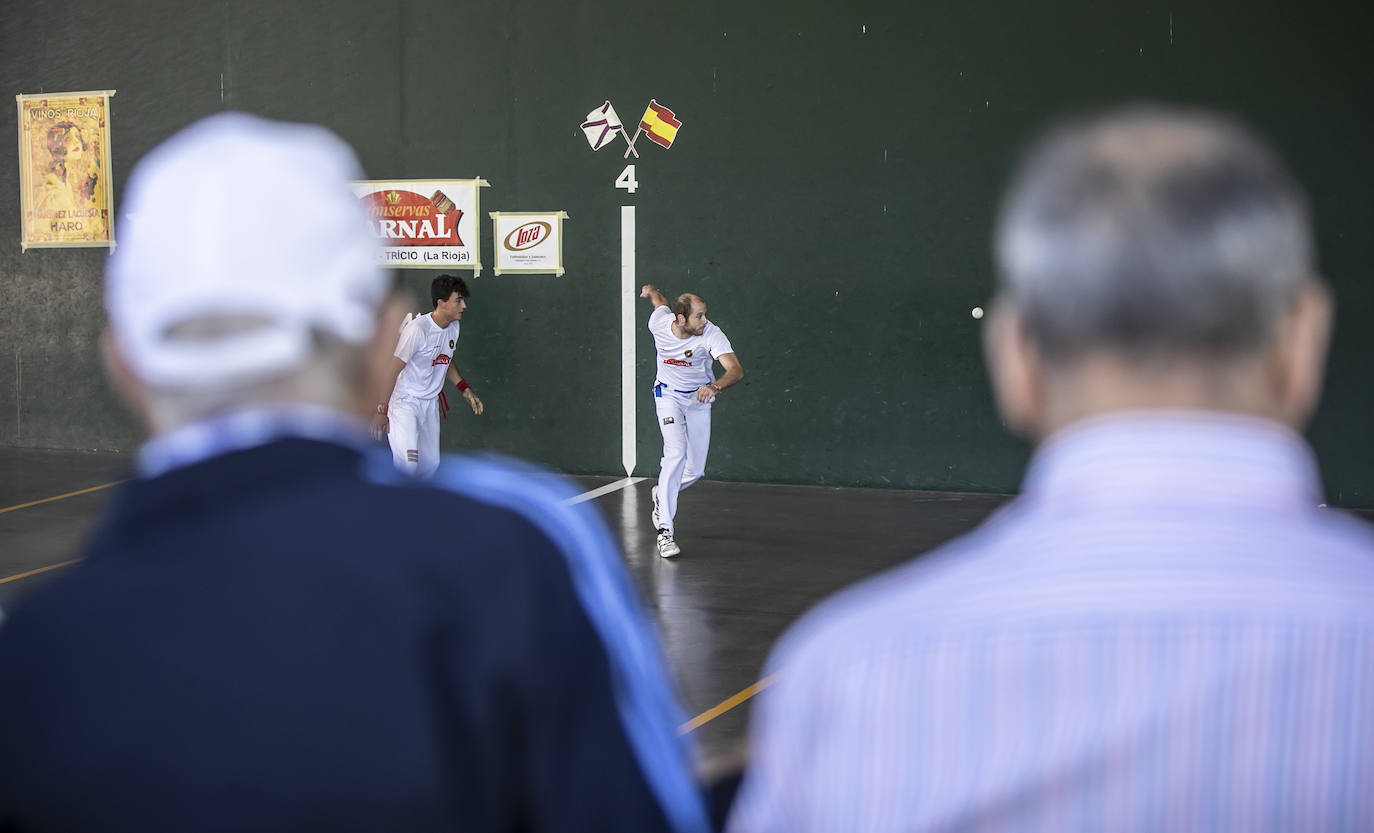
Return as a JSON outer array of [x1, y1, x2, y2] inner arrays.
[[615, 164, 638, 195]]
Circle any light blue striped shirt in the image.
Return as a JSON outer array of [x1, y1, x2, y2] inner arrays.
[[728, 412, 1374, 833]]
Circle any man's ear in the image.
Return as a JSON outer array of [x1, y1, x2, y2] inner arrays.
[[101, 329, 152, 430], [1270, 280, 1333, 429], [983, 298, 1043, 439], [363, 293, 413, 406]]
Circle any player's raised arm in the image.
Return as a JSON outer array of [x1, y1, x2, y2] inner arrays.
[[641, 284, 669, 308]]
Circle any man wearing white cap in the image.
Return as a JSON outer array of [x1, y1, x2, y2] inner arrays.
[[0, 112, 712, 833]]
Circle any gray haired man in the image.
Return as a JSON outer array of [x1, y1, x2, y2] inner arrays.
[[729, 107, 1374, 832]]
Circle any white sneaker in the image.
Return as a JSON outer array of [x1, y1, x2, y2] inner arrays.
[[650, 485, 662, 528], [656, 529, 680, 558]]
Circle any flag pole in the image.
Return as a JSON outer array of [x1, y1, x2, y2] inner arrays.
[[620, 126, 640, 158], [623, 125, 644, 159]]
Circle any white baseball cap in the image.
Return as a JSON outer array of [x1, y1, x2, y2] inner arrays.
[[106, 111, 386, 390]]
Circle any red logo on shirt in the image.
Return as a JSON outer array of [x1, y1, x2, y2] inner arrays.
[[432, 354, 451, 367], [684, 349, 693, 358], [663, 358, 692, 367]]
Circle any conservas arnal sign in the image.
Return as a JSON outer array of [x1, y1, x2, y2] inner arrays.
[[490, 211, 568, 276], [351, 178, 488, 272]]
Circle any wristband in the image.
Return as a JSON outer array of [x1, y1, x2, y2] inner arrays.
[[456, 379, 470, 393]]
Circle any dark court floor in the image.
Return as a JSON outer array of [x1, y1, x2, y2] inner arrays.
[[0, 446, 1010, 763]]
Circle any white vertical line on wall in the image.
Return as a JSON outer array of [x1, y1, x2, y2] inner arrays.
[[621, 206, 636, 477], [621, 207, 634, 475]]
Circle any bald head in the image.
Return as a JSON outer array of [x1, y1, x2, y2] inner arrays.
[[672, 293, 703, 320]]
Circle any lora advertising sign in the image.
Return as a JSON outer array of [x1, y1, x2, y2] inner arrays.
[[490, 211, 569, 276], [351, 178, 488, 272]]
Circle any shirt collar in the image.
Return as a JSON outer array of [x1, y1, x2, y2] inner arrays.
[[137, 404, 372, 478], [1021, 410, 1323, 510]]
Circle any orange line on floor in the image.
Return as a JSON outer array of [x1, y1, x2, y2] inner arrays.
[[0, 559, 80, 586], [680, 673, 778, 735], [0, 480, 124, 515]]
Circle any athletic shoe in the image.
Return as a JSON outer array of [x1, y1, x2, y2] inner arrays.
[[650, 485, 662, 529], [656, 529, 680, 558]]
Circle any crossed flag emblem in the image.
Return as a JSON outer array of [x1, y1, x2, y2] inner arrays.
[[580, 100, 683, 158]]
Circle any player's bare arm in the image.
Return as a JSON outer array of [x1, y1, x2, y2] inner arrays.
[[371, 355, 407, 439], [640, 284, 669, 308], [446, 364, 484, 415], [697, 352, 744, 403]]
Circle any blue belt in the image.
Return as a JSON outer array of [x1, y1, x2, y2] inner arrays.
[[653, 381, 700, 397]]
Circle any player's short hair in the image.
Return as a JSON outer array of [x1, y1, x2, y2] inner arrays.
[[672, 293, 702, 321], [994, 105, 1314, 364], [431, 274, 470, 308]]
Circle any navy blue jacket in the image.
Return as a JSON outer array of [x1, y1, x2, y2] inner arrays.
[[0, 436, 710, 833]]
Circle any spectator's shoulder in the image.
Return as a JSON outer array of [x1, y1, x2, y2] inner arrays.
[[0, 559, 108, 659], [1295, 508, 1374, 602], [426, 452, 587, 523], [768, 508, 1025, 674], [1314, 507, 1374, 552], [361, 449, 610, 564]]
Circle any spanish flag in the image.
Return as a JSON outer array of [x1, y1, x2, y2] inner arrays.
[[639, 100, 682, 149]]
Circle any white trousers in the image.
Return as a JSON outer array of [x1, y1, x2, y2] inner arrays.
[[387, 394, 441, 478], [654, 390, 712, 535]]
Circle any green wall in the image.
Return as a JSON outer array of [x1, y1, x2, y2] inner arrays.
[[2, 0, 1372, 502]]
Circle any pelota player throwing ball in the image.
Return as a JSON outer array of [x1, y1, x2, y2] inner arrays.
[[641, 284, 744, 557]]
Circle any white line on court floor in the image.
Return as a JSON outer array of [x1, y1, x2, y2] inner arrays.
[[564, 476, 646, 505]]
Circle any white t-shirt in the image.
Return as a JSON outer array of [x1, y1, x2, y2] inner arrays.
[[391, 313, 461, 401], [647, 305, 734, 392]]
